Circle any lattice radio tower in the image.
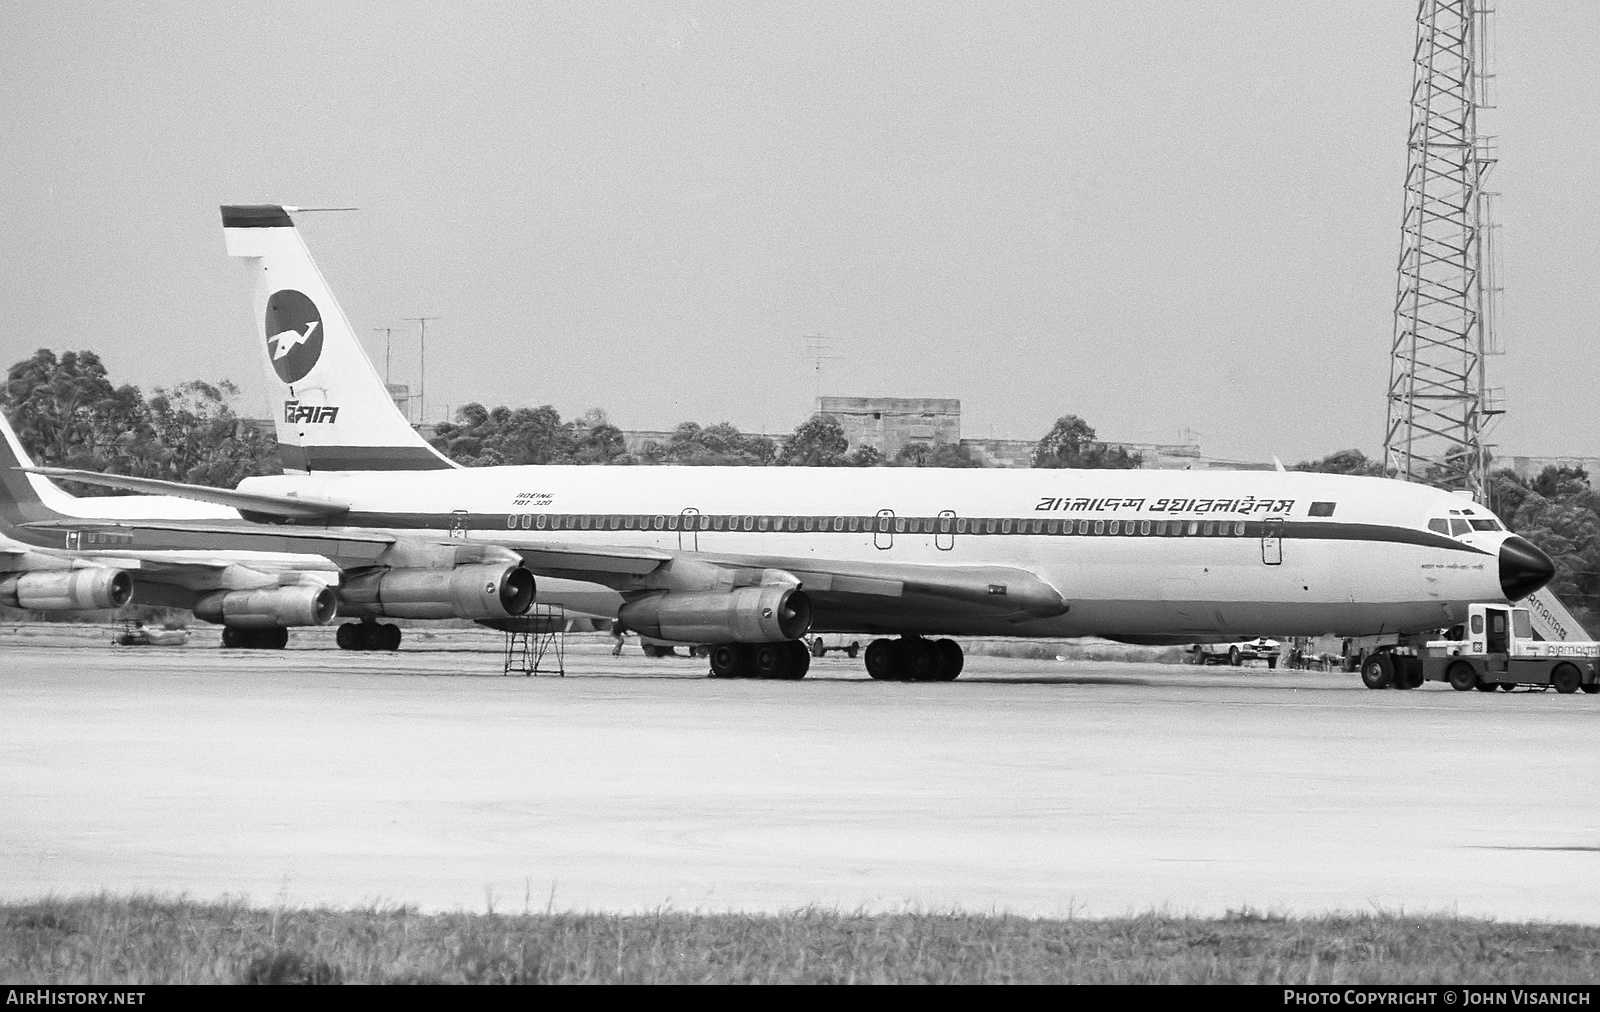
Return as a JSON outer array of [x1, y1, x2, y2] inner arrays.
[[1384, 0, 1503, 499]]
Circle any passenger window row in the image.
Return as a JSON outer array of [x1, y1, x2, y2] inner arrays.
[[501, 513, 1268, 538]]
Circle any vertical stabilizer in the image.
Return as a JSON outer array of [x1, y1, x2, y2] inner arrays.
[[221, 205, 456, 473], [0, 412, 74, 523]]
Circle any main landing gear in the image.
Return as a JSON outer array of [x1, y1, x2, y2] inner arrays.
[[336, 620, 402, 651], [707, 641, 812, 679], [864, 637, 964, 682], [220, 626, 289, 650]]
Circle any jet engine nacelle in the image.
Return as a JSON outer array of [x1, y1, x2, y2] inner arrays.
[[617, 586, 812, 643], [337, 564, 535, 620], [0, 569, 133, 611], [194, 585, 338, 628]]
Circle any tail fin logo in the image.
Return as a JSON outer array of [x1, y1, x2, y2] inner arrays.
[[264, 290, 324, 383]]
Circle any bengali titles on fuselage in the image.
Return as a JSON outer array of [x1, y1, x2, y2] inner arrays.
[[1034, 496, 1296, 515]]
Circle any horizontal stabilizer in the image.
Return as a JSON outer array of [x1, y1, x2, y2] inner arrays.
[[17, 467, 349, 520]]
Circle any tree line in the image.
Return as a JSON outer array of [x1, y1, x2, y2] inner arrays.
[[7, 348, 1598, 631]]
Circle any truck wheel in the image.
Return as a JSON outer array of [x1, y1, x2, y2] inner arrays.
[[1360, 653, 1393, 690], [1581, 683, 1599, 695], [1551, 663, 1582, 695], [1447, 661, 1479, 692], [1474, 681, 1498, 692]]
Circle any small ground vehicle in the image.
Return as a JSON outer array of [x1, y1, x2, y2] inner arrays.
[[1191, 637, 1280, 668], [809, 634, 862, 658], [112, 621, 190, 647], [638, 635, 710, 658], [1415, 603, 1600, 694]]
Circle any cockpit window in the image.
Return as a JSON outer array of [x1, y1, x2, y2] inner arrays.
[[1469, 519, 1502, 532], [1449, 519, 1472, 537], [1428, 519, 1450, 535]]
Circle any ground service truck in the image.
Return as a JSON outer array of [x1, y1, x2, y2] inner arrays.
[[1357, 603, 1600, 694]]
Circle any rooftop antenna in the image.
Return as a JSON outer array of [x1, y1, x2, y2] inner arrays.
[[402, 316, 440, 425], [802, 333, 843, 402], [372, 327, 399, 386]]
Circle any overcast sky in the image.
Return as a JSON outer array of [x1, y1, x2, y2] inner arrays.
[[3, 2, 1597, 463]]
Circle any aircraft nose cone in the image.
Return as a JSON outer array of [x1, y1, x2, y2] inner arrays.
[[1500, 535, 1556, 600]]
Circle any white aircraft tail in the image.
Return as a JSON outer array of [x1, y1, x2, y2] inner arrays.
[[220, 205, 456, 473]]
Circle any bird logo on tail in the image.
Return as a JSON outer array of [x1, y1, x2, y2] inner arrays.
[[263, 290, 325, 383]]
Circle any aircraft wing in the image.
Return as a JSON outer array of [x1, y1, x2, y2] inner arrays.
[[17, 467, 349, 520], [491, 535, 1068, 624]]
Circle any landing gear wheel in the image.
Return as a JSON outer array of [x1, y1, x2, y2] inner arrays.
[[380, 623, 402, 651], [336, 623, 356, 650], [905, 638, 941, 681], [752, 643, 789, 679], [1360, 653, 1393, 690], [1552, 663, 1582, 695], [846, 643, 859, 659], [865, 639, 897, 680], [1447, 661, 1479, 692], [934, 639, 964, 681], [221, 627, 244, 649], [781, 641, 811, 679], [1228, 646, 1242, 667], [1266, 656, 1277, 670], [708, 643, 751, 678], [810, 638, 827, 658]]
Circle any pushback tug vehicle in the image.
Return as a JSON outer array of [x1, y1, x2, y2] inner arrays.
[[1361, 603, 1600, 694]]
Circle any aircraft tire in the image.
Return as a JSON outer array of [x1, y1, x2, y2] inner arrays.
[[781, 641, 810, 679], [810, 638, 826, 658], [381, 623, 402, 651], [846, 643, 859, 658], [336, 623, 357, 650], [1228, 647, 1241, 667], [865, 639, 897, 680], [752, 643, 789, 679], [1447, 662, 1479, 692], [708, 643, 750, 678], [1359, 653, 1393, 690], [905, 638, 941, 681], [934, 639, 964, 681], [1266, 656, 1277, 670], [1552, 663, 1582, 695]]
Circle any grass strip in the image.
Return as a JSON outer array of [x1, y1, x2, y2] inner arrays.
[[3, 897, 1598, 984]]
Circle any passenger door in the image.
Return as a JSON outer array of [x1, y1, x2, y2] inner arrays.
[[875, 509, 895, 551], [1261, 518, 1283, 565]]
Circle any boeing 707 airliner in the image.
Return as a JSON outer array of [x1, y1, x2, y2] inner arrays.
[[32, 205, 1556, 680]]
